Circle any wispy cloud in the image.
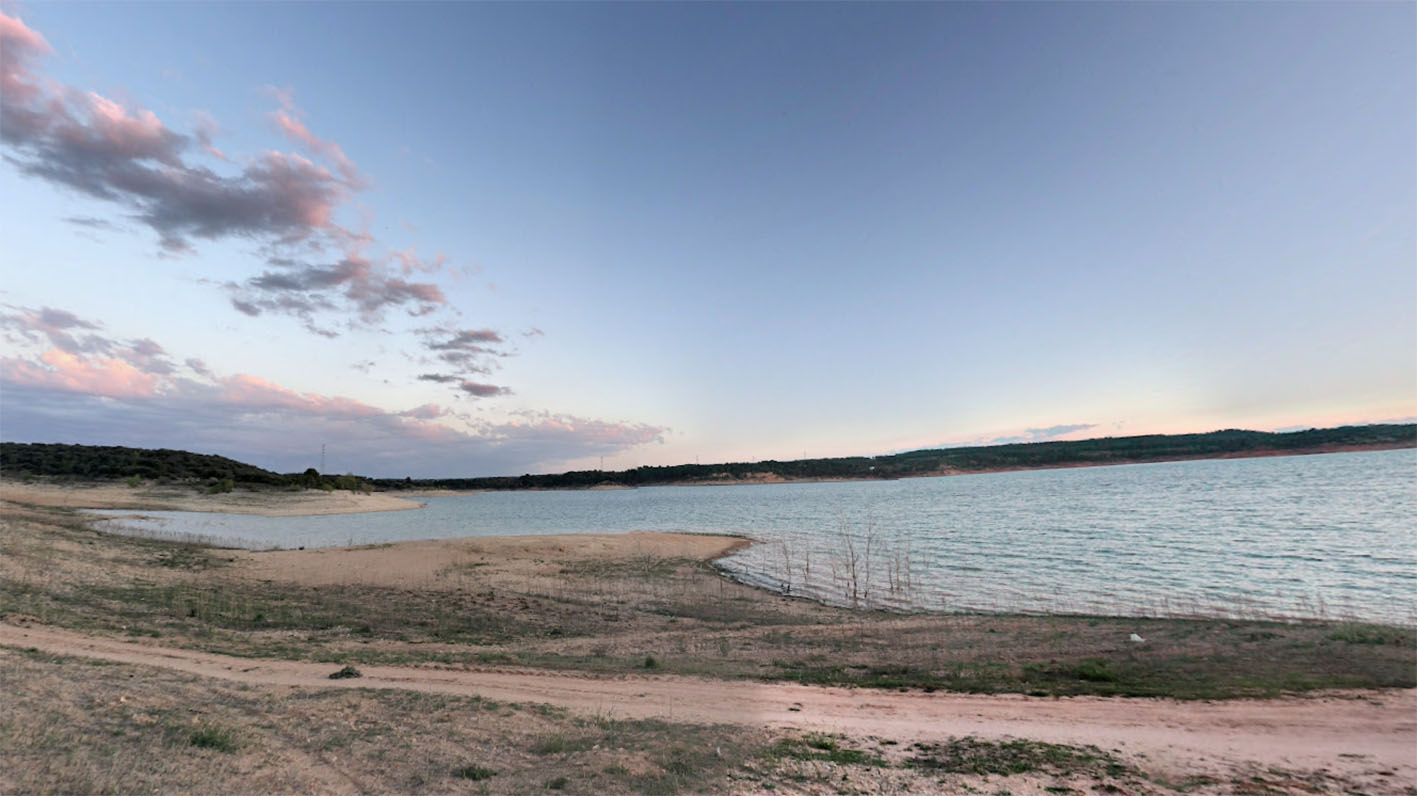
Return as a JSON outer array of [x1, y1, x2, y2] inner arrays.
[[232, 252, 447, 331], [62, 216, 118, 230], [410, 325, 513, 396], [267, 86, 365, 188], [985, 423, 1099, 446], [417, 373, 460, 384], [458, 381, 510, 398], [1024, 423, 1097, 441]]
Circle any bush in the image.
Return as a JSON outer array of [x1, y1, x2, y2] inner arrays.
[[453, 765, 497, 781]]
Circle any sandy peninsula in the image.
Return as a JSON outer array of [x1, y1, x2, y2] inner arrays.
[[0, 479, 424, 516]]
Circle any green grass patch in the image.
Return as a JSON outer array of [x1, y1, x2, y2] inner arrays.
[[187, 723, 239, 753], [907, 737, 1130, 778], [767, 733, 887, 767], [1327, 624, 1415, 647], [531, 734, 596, 755]]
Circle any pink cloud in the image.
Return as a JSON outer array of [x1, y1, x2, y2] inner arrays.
[[269, 93, 365, 188], [3, 349, 158, 398], [0, 17, 349, 254], [215, 373, 384, 420], [84, 92, 183, 164], [393, 247, 448, 276], [0, 13, 51, 108], [401, 403, 446, 420]]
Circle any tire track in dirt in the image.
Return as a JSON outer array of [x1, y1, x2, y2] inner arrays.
[[4, 621, 1413, 784]]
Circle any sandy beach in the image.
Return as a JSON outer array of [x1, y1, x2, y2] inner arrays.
[[232, 531, 750, 588], [0, 480, 424, 516]]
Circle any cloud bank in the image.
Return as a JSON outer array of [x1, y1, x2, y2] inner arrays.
[[0, 305, 664, 477]]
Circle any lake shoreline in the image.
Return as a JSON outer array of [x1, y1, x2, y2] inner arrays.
[[642, 441, 1417, 488], [4, 496, 1414, 793], [12, 447, 1411, 625]]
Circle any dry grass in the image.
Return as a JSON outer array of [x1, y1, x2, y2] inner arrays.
[[0, 647, 774, 794], [2, 649, 1179, 795]]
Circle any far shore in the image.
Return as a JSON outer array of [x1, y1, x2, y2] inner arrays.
[[384, 440, 1417, 492], [1, 442, 1409, 511], [644, 440, 1417, 487]]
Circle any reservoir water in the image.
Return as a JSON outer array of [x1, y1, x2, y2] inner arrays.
[[93, 449, 1416, 624]]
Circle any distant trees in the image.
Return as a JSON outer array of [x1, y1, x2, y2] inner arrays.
[[332, 473, 370, 493], [368, 424, 1416, 492], [0, 443, 285, 486], [5, 424, 1413, 494]]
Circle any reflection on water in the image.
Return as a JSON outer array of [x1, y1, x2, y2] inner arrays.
[[92, 449, 1416, 624]]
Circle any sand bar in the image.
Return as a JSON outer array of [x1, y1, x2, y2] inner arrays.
[[232, 531, 752, 588], [0, 480, 423, 516]]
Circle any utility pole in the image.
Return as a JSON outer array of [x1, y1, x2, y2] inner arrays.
[[320, 444, 326, 473]]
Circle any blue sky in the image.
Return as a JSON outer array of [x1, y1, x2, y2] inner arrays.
[[2, 2, 1413, 477]]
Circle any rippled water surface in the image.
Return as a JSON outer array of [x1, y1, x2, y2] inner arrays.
[[94, 449, 1416, 623]]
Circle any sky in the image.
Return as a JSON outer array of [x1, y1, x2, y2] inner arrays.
[[1, 2, 1413, 478]]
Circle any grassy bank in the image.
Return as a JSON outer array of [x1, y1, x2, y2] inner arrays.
[[2, 501, 1412, 701]]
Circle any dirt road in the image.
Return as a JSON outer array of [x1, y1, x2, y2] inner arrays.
[[3, 621, 1412, 786]]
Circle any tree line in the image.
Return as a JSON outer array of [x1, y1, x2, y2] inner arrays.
[[0, 443, 369, 492], [3, 424, 1411, 492], [373, 424, 1416, 491]]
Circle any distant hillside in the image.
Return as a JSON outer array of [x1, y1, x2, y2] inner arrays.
[[0, 443, 288, 485], [375, 423, 1416, 491], [3, 424, 1412, 491]]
